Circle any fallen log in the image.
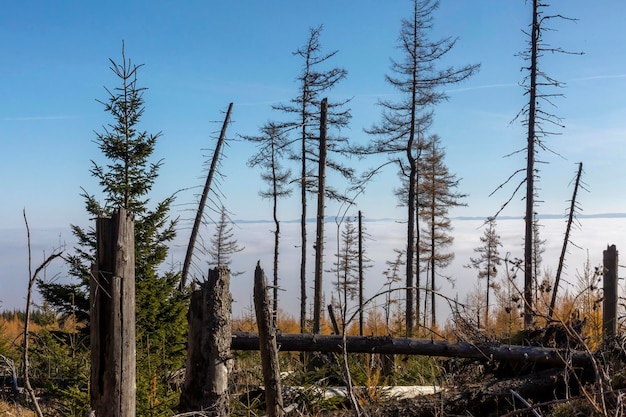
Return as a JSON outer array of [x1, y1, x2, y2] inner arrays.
[[231, 332, 591, 367]]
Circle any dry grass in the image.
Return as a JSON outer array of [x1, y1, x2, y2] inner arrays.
[[0, 399, 37, 416]]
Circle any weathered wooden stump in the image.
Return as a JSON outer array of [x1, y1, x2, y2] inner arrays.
[[90, 208, 136, 417], [603, 245, 619, 338], [253, 263, 283, 417], [179, 267, 231, 416]]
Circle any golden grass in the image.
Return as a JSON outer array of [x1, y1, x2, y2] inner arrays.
[[0, 399, 37, 416]]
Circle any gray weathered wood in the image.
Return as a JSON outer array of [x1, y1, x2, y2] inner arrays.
[[603, 245, 619, 338], [253, 263, 283, 417], [231, 332, 591, 367], [327, 304, 340, 335], [179, 267, 231, 416], [91, 208, 136, 417]]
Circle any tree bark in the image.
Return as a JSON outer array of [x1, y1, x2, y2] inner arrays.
[[179, 267, 231, 416], [313, 98, 328, 334], [91, 208, 136, 417], [523, 0, 539, 329], [603, 245, 619, 338], [327, 304, 340, 335], [358, 210, 364, 336], [231, 332, 591, 367], [406, 139, 417, 337], [253, 263, 283, 417]]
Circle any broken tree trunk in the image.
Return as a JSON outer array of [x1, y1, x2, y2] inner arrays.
[[91, 208, 136, 417], [548, 162, 583, 320], [253, 263, 283, 417], [327, 304, 340, 335], [603, 245, 619, 338], [231, 332, 591, 367], [179, 267, 232, 416], [180, 103, 234, 289]]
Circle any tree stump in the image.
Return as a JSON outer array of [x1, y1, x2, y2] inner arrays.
[[90, 208, 136, 417], [179, 267, 231, 416]]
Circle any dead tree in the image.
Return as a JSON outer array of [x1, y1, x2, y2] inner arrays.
[[253, 263, 283, 417], [231, 332, 591, 367], [90, 208, 136, 417], [273, 26, 351, 333], [313, 98, 328, 334], [179, 267, 231, 416], [521, 0, 540, 329], [491, 1, 581, 328], [180, 103, 233, 288], [603, 245, 618, 338], [358, 210, 364, 336], [548, 162, 585, 320], [23, 209, 63, 417], [360, 0, 478, 335], [244, 122, 292, 325]]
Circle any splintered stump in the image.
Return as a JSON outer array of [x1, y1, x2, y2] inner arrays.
[[90, 208, 136, 417], [253, 263, 283, 417], [179, 267, 231, 416], [603, 245, 619, 338]]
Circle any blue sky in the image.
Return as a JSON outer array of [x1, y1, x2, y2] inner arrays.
[[1, 1, 626, 313]]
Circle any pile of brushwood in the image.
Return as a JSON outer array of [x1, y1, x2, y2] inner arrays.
[[297, 320, 626, 417]]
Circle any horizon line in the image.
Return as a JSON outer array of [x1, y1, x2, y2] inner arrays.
[[233, 212, 626, 224]]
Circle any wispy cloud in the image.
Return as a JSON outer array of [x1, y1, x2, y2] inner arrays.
[[2, 115, 76, 121], [568, 74, 626, 82]]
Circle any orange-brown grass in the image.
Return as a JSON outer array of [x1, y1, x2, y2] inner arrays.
[[0, 314, 33, 348], [0, 399, 37, 416]]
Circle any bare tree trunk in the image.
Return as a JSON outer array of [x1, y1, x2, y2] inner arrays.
[[406, 144, 417, 337], [231, 332, 591, 367], [181, 102, 233, 289], [253, 264, 283, 417], [358, 210, 364, 336], [603, 245, 619, 339], [272, 170, 281, 327], [327, 304, 341, 335], [91, 208, 136, 417], [549, 162, 583, 320], [523, 0, 539, 329], [485, 271, 490, 330], [430, 201, 436, 328], [415, 189, 422, 334], [22, 210, 62, 417], [179, 267, 232, 416], [313, 98, 328, 334]]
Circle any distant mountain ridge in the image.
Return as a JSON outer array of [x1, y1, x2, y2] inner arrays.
[[234, 213, 626, 224], [455, 213, 626, 221]]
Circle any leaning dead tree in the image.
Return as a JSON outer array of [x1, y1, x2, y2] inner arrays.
[[180, 103, 234, 289], [548, 162, 585, 320]]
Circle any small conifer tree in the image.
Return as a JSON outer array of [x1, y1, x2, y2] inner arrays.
[[39, 44, 187, 415]]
